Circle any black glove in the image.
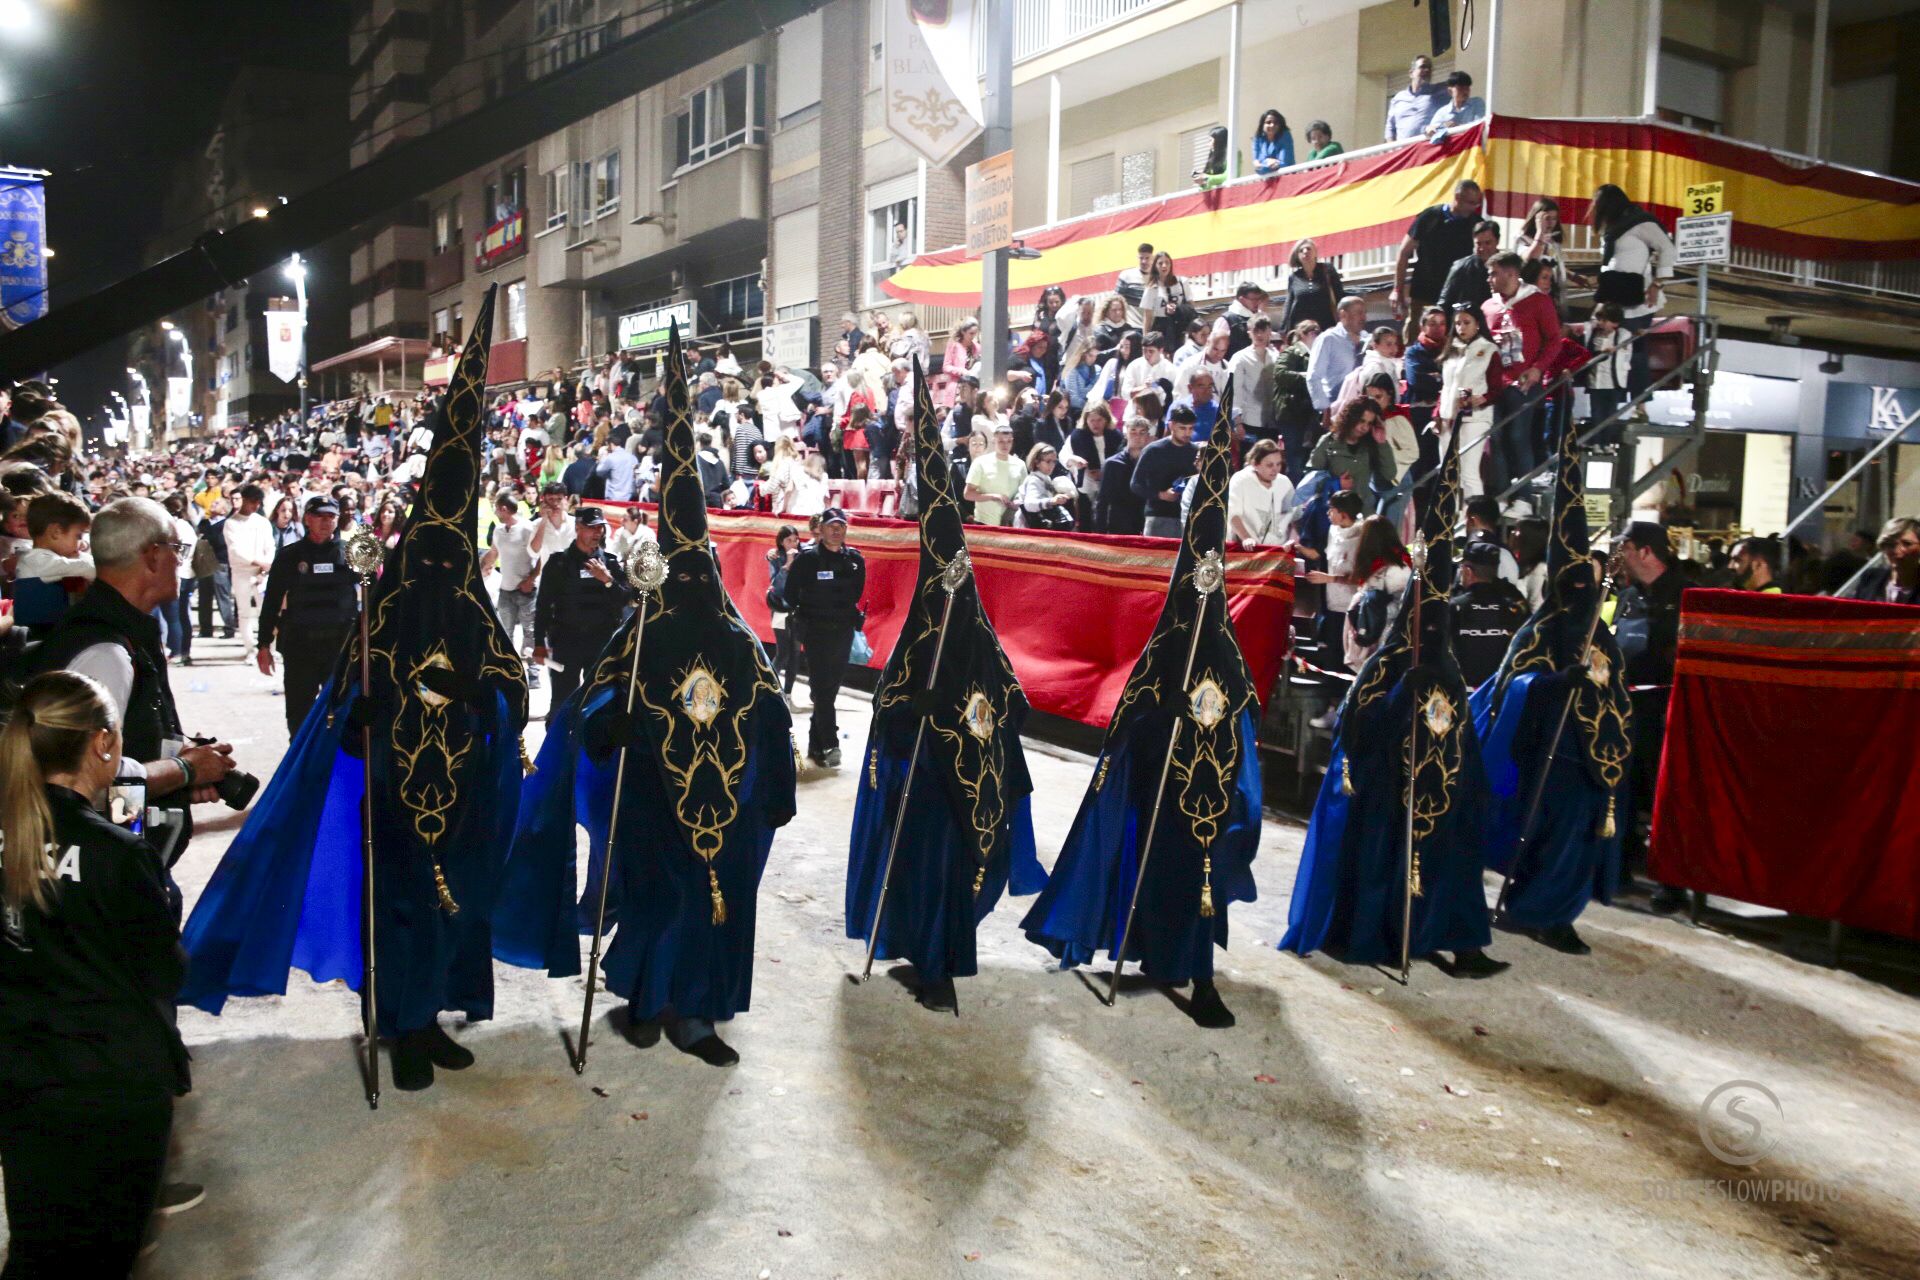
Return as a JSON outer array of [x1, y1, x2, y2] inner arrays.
[[584, 708, 637, 760], [341, 694, 388, 756], [415, 664, 489, 707]]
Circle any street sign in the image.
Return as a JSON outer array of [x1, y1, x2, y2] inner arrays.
[[965, 150, 1015, 258], [762, 316, 815, 371], [1674, 212, 1732, 266], [1684, 181, 1724, 216]]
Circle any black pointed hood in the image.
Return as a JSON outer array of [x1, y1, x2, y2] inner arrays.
[[869, 357, 1031, 890], [1488, 403, 1632, 791], [581, 323, 787, 922], [1098, 377, 1256, 865]]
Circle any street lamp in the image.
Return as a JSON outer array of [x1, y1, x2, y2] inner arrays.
[[285, 253, 310, 422]]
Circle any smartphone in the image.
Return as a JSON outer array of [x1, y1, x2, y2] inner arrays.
[[108, 778, 147, 832]]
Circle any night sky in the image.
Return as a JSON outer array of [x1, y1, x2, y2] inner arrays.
[[0, 0, 347, 419]]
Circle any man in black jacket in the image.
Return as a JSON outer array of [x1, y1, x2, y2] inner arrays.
[[1435, 219, 1501, 313], [1449, 541, 1527, 688], [255, 497, 360, 735], [34, 498, 239, 851], [1130, 407, 1199, 538], [1614, 521, 1687, 910], [784, 507, 865, 766], [1098, 416, 1153, 534], [532, 507, 632, 711]]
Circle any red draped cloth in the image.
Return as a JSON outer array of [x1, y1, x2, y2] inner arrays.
[[1650, 589, 1920, 940], [595, 506, 1294, 728]]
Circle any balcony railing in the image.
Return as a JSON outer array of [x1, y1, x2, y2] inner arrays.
[[1001, 0, 1171, 64]]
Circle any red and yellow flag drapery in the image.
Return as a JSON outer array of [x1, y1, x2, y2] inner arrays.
[[881, 116, 1920, 310]]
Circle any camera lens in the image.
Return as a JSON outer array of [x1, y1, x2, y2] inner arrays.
[[215, 769, 261, 811]]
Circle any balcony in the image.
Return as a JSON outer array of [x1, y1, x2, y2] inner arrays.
[[670, 146, 765, 246], [1011, 0, 1170, 62], [474, 209, 528, 273], [424, 243, 464, 294]]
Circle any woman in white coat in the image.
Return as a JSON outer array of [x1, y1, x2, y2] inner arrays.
[[1438, 305, 1498, 500]]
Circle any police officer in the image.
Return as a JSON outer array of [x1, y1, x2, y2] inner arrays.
[[256, 496, 360, 736], [1613, 521, 1686, 911], [531, 506, 631, 711], [783, 507, 866, 767], [1449, 540, 1528, 688]]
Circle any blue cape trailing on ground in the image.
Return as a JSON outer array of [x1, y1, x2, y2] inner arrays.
[[1022, 391, 1263, 985], [1471, 400, 1631, 931], [491, 324, 796, 1023], [1281, 408, 1493, 963], [846, 359, 1044, 981], [184, 289, 529, 1032]]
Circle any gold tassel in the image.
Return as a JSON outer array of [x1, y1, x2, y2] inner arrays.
[[708, 866, 728, 925], [1598, 794, 1617, 839], [1199, 854, 1216, 918], [433, 860, 460, 914], [972, 864, 987, 897], [1340, 755, 1353, 796], [1094, 757, 1109, 792], [1410, 846, 1424, 899], [519, 737, 537, 776], [869, 750, 878, 789]]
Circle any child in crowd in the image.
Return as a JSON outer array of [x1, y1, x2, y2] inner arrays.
[[13, 491, 95, 629], [1584, 303, 1630, 444]]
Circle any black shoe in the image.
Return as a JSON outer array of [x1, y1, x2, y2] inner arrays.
[[1448, 948, 1511, 979], [423, 1021, 475, 1070], [822, 747, 843, 767], [153, 1181, 205, 1216], [1648, 885, 1689, 914], [222, 632, 236, 640], [664, 1016, 739, 1066], [1537, 923, 1591, 955], [392, 1031, 436, 1091], [1188, 979, 1236, 1029], [916, 976, 957, 1013]]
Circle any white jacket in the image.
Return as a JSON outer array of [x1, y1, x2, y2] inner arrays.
[[1603, 221, 1677, 321], [1439, 338, 1497, 428]]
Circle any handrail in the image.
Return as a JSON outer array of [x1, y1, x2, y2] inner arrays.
[[1366, 322, 1683, 513]]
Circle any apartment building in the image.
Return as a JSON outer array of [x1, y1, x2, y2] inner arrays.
[[135, 66, 348, 438]]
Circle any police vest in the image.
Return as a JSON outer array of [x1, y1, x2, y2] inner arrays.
[[279, 542, 359, 642]]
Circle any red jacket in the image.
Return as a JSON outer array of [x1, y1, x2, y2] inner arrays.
[[1483, 285, 1562, 392]]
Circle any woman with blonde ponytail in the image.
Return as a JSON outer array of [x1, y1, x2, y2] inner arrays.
[[0, 671, 191, 1274]]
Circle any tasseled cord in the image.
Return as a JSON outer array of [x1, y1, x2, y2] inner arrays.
[[519, 736, 537, 776], [1598, 793, 1617, 839], [708, 867, 728, 925], [433, 860, 460, 914], [1199, 854, 1216, 918], [1340, 754, 1353, 796]]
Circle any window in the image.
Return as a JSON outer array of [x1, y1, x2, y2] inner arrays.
[[433, 306, 451, 347], [504, 280, 527, 340], [486, 168, 525, 224], [671, 65, 768, 173], [570, 161, 592, 235], [433, 200, 461, 253], [865, 179, 919, 305], [450, 301, 464, 345], [1657, 50, 1726, 134], [543, 166, 569, 230], [1069, 153, 1116, 217], [701, 272, 764, 332], [533, 0, 606, 78], [593, 151, 620, 217]]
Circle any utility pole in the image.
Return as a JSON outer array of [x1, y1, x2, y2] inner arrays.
[[979, 0, 1013, 389]]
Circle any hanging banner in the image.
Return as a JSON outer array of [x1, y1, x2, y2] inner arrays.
[[266, 305, 305, 383], [0, 166, 51, 332], [883, 0, 983, 166], [167, 376, 191, 427], [130, 403, 151, 449]]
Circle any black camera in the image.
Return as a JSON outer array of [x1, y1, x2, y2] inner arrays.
[[215, 768, 261, 811]]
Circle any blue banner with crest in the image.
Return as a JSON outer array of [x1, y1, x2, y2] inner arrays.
[[0, 167, 50, 331]]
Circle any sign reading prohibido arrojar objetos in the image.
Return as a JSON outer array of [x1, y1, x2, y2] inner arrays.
[[0, 167, 51, 331]]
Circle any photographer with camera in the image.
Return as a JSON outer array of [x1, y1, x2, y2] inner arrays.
[[28, 499, 255, 860]]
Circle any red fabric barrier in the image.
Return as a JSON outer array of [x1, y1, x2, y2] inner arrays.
[[641, 508, 1294, 728], [1650, 589, 1920, 939]]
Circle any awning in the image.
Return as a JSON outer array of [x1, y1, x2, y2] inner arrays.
[[883, 116, 1920, 310], [309, 336, 431, 376]]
